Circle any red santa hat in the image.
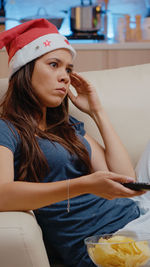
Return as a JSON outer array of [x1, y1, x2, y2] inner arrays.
[[0, 18, 76, 78]]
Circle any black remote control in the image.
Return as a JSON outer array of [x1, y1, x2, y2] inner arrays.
[[122, 182, 150, 191]]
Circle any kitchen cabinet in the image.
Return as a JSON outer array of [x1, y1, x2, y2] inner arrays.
[[72, 42, 150, 72], [73, 49, 108, 72], [1, 42, 150, 77], [108, 49, 150, 69]]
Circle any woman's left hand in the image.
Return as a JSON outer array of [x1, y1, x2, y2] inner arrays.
[[68, 72, 101, 116]]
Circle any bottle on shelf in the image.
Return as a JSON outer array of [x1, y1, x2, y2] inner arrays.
[[135, 15, 142, 41], [125, 14, 131, 42], [116, 17, 125, 42]]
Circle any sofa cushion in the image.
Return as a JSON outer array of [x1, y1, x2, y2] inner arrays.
[[69, 63, 150, 166]]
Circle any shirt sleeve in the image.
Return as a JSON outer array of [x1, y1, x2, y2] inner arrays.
[[69, 115, 86, 136], [0, 119, 19, 153]]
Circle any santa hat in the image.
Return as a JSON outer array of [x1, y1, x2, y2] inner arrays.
[[0, 18, 76, 78]]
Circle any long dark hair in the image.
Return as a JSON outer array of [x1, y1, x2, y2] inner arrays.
[[0, 60, 92, 182]]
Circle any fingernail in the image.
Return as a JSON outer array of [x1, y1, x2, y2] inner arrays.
[[126, 177, 135, 182]]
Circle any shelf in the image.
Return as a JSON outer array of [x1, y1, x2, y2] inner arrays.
[[71, 41, 150, 50]]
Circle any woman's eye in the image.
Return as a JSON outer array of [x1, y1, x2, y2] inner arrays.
[[50, 62, 58, 68], [66, 68, 72, 74]]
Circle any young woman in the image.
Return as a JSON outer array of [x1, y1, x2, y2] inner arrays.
[[0, 19, 148, 267]]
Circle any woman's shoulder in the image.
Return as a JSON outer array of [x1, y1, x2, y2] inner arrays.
[[0, 118, 20, 153], [0, 118, 12, 132], [69, 115, 86, 136], [0, 118, 18, 134], [0, 118, 10, 127]]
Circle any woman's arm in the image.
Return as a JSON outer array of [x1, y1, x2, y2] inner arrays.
[[84, 111, 135, 177], [0, 146, 144, 212], [84, 133, 109, 172], [69, 72, 135, 177]]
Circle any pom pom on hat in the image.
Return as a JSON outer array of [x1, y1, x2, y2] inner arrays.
[[0, 18, 76, 78]]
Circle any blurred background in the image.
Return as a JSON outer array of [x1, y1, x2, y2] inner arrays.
[[1, 0, 150, 77], [0, 0, 149, 41]]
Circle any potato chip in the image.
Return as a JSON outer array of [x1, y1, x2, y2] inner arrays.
[[88, 235, 150, 267]]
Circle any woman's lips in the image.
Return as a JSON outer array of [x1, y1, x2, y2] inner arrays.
[[56, 87, 66, 94]]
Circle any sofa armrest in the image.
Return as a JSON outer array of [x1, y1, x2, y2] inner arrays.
[[0, 211, 50, 267]]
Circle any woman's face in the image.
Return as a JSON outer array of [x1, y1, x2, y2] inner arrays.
[[31, 48, 73, 108]]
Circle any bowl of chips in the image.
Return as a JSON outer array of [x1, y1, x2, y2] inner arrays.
[[84, 231, 150, 267]]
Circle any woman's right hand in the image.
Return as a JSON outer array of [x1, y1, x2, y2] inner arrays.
[[84, 171, 145, 200], [69, 72, 102, 116]]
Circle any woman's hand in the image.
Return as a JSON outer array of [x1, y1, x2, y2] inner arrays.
[[84, 171, 145, 200], [68, 72, 101, 116]]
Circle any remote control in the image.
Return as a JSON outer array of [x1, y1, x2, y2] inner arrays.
[[122, 182, 150, 191]]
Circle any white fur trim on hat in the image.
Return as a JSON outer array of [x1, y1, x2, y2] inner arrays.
[[9, 33, 76, 77]]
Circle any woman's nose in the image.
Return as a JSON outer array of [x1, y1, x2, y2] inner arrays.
[[58, 69, 70, 83]]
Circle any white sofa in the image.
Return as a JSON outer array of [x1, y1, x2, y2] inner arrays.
[[0, 63, 150, 267]]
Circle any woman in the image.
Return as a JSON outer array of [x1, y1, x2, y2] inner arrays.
[[0, 19, 147, 267]]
